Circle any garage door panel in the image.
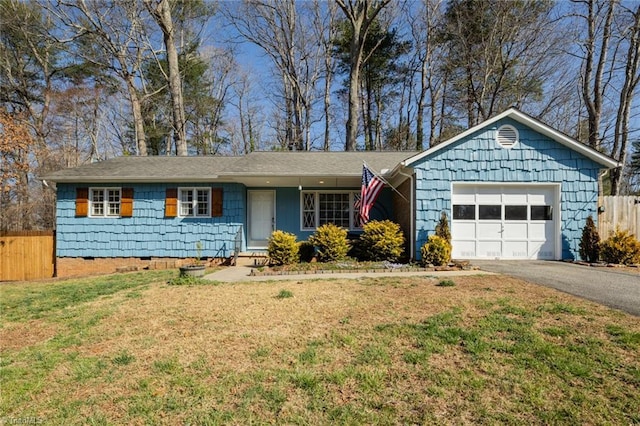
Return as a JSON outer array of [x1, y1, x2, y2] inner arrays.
[[452, 222, 475, 239], [503, 222, 528, 238], [529, 222, 548, 239], [503, 241, 528, 258], [503, 193, 527, 204], [478, 222, 502, 238], [478, 241, 502, 258], [453, 241, 476, 258], [529, 241, 554, 259], [453, 193, 476, 204], [529, 193, 553, 204], [477, 193, 501, 203]]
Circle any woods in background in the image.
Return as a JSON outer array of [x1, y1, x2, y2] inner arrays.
[[1, 0, 639, 230]]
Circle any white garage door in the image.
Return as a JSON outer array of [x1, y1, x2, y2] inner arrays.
[[451, 184, 558, 260]]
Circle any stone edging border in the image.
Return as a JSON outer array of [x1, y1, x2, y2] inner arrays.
[[249, 265, 478, 277]]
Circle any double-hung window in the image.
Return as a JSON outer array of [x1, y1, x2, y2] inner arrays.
[[301, 191, 361, 230], [90, 188, 121, 217], [179, 188, 210, 217]]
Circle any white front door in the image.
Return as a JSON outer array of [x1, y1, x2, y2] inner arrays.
[[248, 190, 275, 248]]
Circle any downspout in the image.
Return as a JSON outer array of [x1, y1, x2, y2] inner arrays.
[[396, 169, 415, 260]]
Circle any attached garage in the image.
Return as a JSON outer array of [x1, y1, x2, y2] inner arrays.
[[400, 108, 619, 261], [451, 184, 559, 259]]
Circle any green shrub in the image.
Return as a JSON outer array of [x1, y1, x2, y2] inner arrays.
[[359, 220, 405, 262], [298, 240, 315, 263], [435, 211, 452, 244], [420, 235, 452, 266], [599, 229, 640, 265], [267, 230, 299, 266], [579, 215, 600, 263], [309, 223, 350, 262]]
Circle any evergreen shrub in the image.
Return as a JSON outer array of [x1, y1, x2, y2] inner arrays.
[[309, 223, 350, 262], [599, 229, 640, 265], [435, 211, 452, 244], [267, 230, 299, 266], [359, 220, 405, 262], [579, 215, 600, 263], [420, 235, 451, 266]]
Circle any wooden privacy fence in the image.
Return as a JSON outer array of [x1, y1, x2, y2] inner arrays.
[[0, 231, 55, 281], [598, 196, 640, 238]]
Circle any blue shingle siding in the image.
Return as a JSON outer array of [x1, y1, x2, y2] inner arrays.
[[56, 183, 246, 258], [413, 118, 603, 260]]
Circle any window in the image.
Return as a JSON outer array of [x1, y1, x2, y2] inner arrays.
[[90, 188, 120, 217], [453, 205, 475, 220], [179, 188, 210, 217], [531, 205, 553, 221], [505, 205, 527, 220], [479, 205, 501, 220], [301, 191, 360, 230]]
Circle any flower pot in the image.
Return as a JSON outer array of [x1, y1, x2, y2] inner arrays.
[[179, 264, 206, 278]]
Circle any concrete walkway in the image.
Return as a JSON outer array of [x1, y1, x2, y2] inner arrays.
[[204, 266, 494, 282]]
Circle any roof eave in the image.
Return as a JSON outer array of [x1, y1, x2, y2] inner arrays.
[[46, 176, 220, 184], [402, 108, 619, 169]]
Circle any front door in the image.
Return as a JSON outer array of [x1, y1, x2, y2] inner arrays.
[[248, 190, 275, 248]]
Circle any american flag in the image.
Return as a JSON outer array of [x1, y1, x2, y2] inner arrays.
[[359, 164, 384, 223]]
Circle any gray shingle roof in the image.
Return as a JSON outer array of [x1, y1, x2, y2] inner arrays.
[[44, 151, 418, 183]]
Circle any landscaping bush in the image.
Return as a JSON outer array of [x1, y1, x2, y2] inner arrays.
[[435, 211, 452, 244], [359, 220, 405, 262], [420, 235, 451, 266], [309, 223, 350, 262], [267, 230, 299, 266], [579, 215, 600, 263], [599, 229, 640, 265], [298, 240, 315, 263]]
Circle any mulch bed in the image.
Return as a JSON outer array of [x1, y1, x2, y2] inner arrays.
[[249, 261, 477, 276]]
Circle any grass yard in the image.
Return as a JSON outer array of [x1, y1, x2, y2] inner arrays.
[[1, 270, 639, 425]]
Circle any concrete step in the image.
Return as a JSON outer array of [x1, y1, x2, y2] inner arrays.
[[233, 252, 269, 267]]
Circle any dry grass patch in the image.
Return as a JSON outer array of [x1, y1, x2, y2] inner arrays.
[[1, 271, 639, 424]]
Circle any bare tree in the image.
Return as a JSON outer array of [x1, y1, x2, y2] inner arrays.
[[144, 0, 187, 155], [311, 0, 339, 151], [611, 3, 640, 194], [224, 0, 321, 151], [572, 0, 640, 194], [403, 0, 446, 149], [336, 0, 391, 151], [575, 0, 617, 150], [53, 0, 152, 156], [229, 70, 264, 154]]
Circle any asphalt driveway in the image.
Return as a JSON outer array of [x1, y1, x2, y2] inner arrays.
[[473, 260, 640, 316]]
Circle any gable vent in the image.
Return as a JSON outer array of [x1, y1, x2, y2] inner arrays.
[[496, 125, 519, 148]]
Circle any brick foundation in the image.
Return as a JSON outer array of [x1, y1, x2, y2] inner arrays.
[[56, 257, 224, 278]]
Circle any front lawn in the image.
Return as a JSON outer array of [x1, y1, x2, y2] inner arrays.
[[1, 270, 638, 424]]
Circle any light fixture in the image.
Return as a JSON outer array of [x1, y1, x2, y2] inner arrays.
[[319, 180, 324, 184], [298, 185, 302, 190]]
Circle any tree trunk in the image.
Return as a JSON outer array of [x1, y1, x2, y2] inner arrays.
[[147, 0, 187, 156], [611, 4, 640, 195], [346, 47, 361, 151], [581, 0, 616, 150], [125, 76, 147, 156], [337, 0, 390, 151]]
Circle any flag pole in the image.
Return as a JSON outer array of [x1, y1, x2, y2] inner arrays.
[[363, 161, 409, 202]]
